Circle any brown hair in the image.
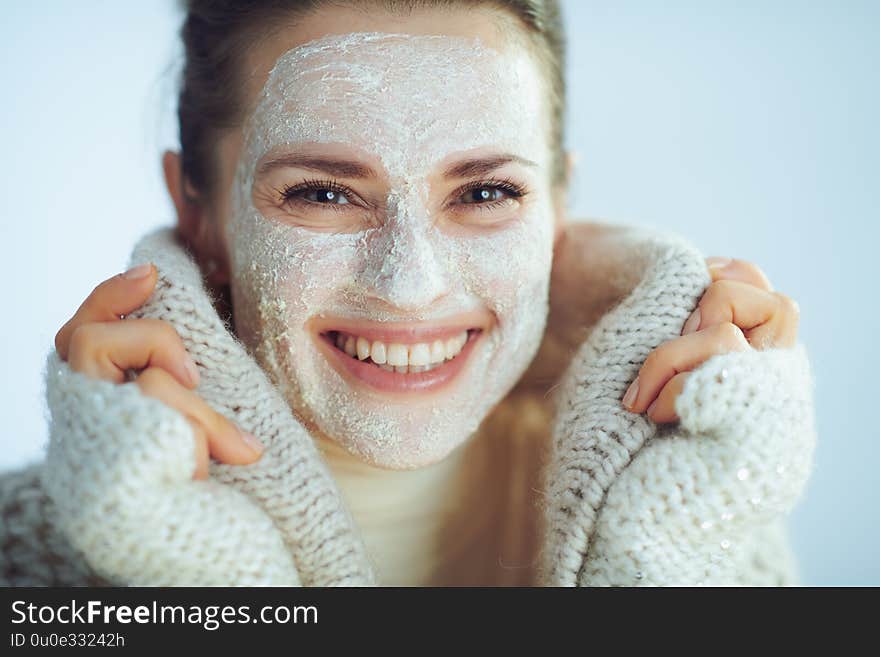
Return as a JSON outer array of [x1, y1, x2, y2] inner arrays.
[[177, 0, 567, 198]]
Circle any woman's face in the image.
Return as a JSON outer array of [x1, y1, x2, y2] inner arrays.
[[206, 7, 562, 469]]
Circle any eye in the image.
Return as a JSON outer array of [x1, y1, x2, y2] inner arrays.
[[299, 187, 350, 204], [277, 179, 358, 209], [461, 187, 508, 204], [450, 178, 527, 210]]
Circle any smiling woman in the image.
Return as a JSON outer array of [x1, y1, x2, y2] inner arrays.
[[0, 0, 817, 588], [228, 32, 557, 469]]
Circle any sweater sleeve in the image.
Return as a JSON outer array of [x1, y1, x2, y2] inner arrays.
[[0, 464, 109, 586], [38, 350, 301, 586], [579, 342, 817, 586]]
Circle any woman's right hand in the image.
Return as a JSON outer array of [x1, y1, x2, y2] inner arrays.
[[53, 262, 263, 479]]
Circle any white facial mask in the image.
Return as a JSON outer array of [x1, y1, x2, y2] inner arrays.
[[226, 32, 555, 469]]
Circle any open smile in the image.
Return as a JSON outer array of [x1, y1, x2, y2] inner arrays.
[[312, 317, 488, 394]]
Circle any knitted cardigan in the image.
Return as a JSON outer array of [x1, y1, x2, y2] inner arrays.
[[0, 225, 817, 586]]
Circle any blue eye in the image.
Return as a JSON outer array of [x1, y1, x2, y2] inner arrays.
[[279, 179, 356, 210], [462, 187, 507, 204], [454, 179, 526, 208], [300, 188, 350, 204]]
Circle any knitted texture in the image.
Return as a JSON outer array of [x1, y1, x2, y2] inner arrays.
[[37, 228, 373, 586], [1, 225, 816, 586], [538, 228, 816, 586]]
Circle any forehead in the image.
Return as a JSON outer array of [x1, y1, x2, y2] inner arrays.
[[242, 32, 549, 178]]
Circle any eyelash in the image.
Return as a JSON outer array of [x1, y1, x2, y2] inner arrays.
[[450, 178, 527, 212], [277, 178, 356, 212], [275, 177, 528, 212]]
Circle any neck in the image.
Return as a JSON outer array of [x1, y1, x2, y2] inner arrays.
[[312, 430, 495, 585], [310, 392, 550, 586]]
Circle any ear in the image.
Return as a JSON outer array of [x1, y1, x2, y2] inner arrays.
[[162, 150, 230, 285]]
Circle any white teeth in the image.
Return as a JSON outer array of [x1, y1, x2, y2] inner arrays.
[[356, 336, 371, 360], [409, 343, 430, 367], [387, 343, 408, 367], [331, 330, 474, 371], [430, 340, 446, 364], [444, 331, 467, 360], [371, 341, 387, 364], [443, 338, 456, 360]]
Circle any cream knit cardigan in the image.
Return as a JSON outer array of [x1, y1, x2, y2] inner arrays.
[[0, 225, 817, 586]]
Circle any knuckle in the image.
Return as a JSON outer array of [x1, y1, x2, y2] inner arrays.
[[746, 261, 770, 283], [776, 292, 801, 319], [738, 259, 760, 275], [706, 278, 735, 298], [716, 321, 748, 348], [135, 365, 172, 392], [208, 409, 236, 438], [738, 259, 773, 290], [67, 323, 100, 357], [697, 281, 730, 317], [144, 319, 184, 348]]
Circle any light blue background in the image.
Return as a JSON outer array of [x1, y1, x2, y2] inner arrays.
[[0, 1, 876, 585]]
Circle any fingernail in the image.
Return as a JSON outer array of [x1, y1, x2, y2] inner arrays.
[[623, 377, 639, 409], [122, 263, 152, 280], [183, 356, 200, 387], [706, 256, 731, 270], [682, 308, 702, 335], [239, 429, 264, 455]]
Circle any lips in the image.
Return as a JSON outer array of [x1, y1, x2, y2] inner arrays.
[[315, 327, 484, 394]]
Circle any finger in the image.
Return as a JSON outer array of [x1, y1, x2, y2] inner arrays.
[[66, 319, 199, 388], [189, 420, 210, 480], [135, 367, 264, 466], [706, 257, 773, 292], [682, 279, 780, 336], [745, 293, 800, 349], [56, 263, 158, 360], [646, 371, 690, 424], [623, 322, 750, 414]]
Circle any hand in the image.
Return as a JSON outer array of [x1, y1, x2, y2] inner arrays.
[[54, 262, 263, 479], [621, 256, 801, 424]]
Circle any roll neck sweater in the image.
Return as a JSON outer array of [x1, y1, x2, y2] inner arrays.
[[0, 224, 816, 586]]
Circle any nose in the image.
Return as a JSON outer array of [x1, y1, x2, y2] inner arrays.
[[357, 194, 450, 311]]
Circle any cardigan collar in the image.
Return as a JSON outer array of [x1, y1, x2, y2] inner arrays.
[[125, 223, 709, 586]]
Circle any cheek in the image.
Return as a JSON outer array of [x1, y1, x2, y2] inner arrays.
[[229, 214, 363, 339], [446, 209, 555, 319]]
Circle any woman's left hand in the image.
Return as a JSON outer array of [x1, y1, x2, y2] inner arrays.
[[622, 256, 801, 424]]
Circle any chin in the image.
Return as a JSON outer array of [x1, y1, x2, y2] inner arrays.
[[342, 435, 469, 471], [301, 394, 488, 470]]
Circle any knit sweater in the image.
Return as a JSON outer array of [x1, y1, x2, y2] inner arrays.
[[0, 224, 817, 586]]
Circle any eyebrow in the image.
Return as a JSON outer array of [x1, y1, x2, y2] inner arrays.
[[255, 152, 538, 179], [256, 154, 378, 178], [443, 154, 537, 179]]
